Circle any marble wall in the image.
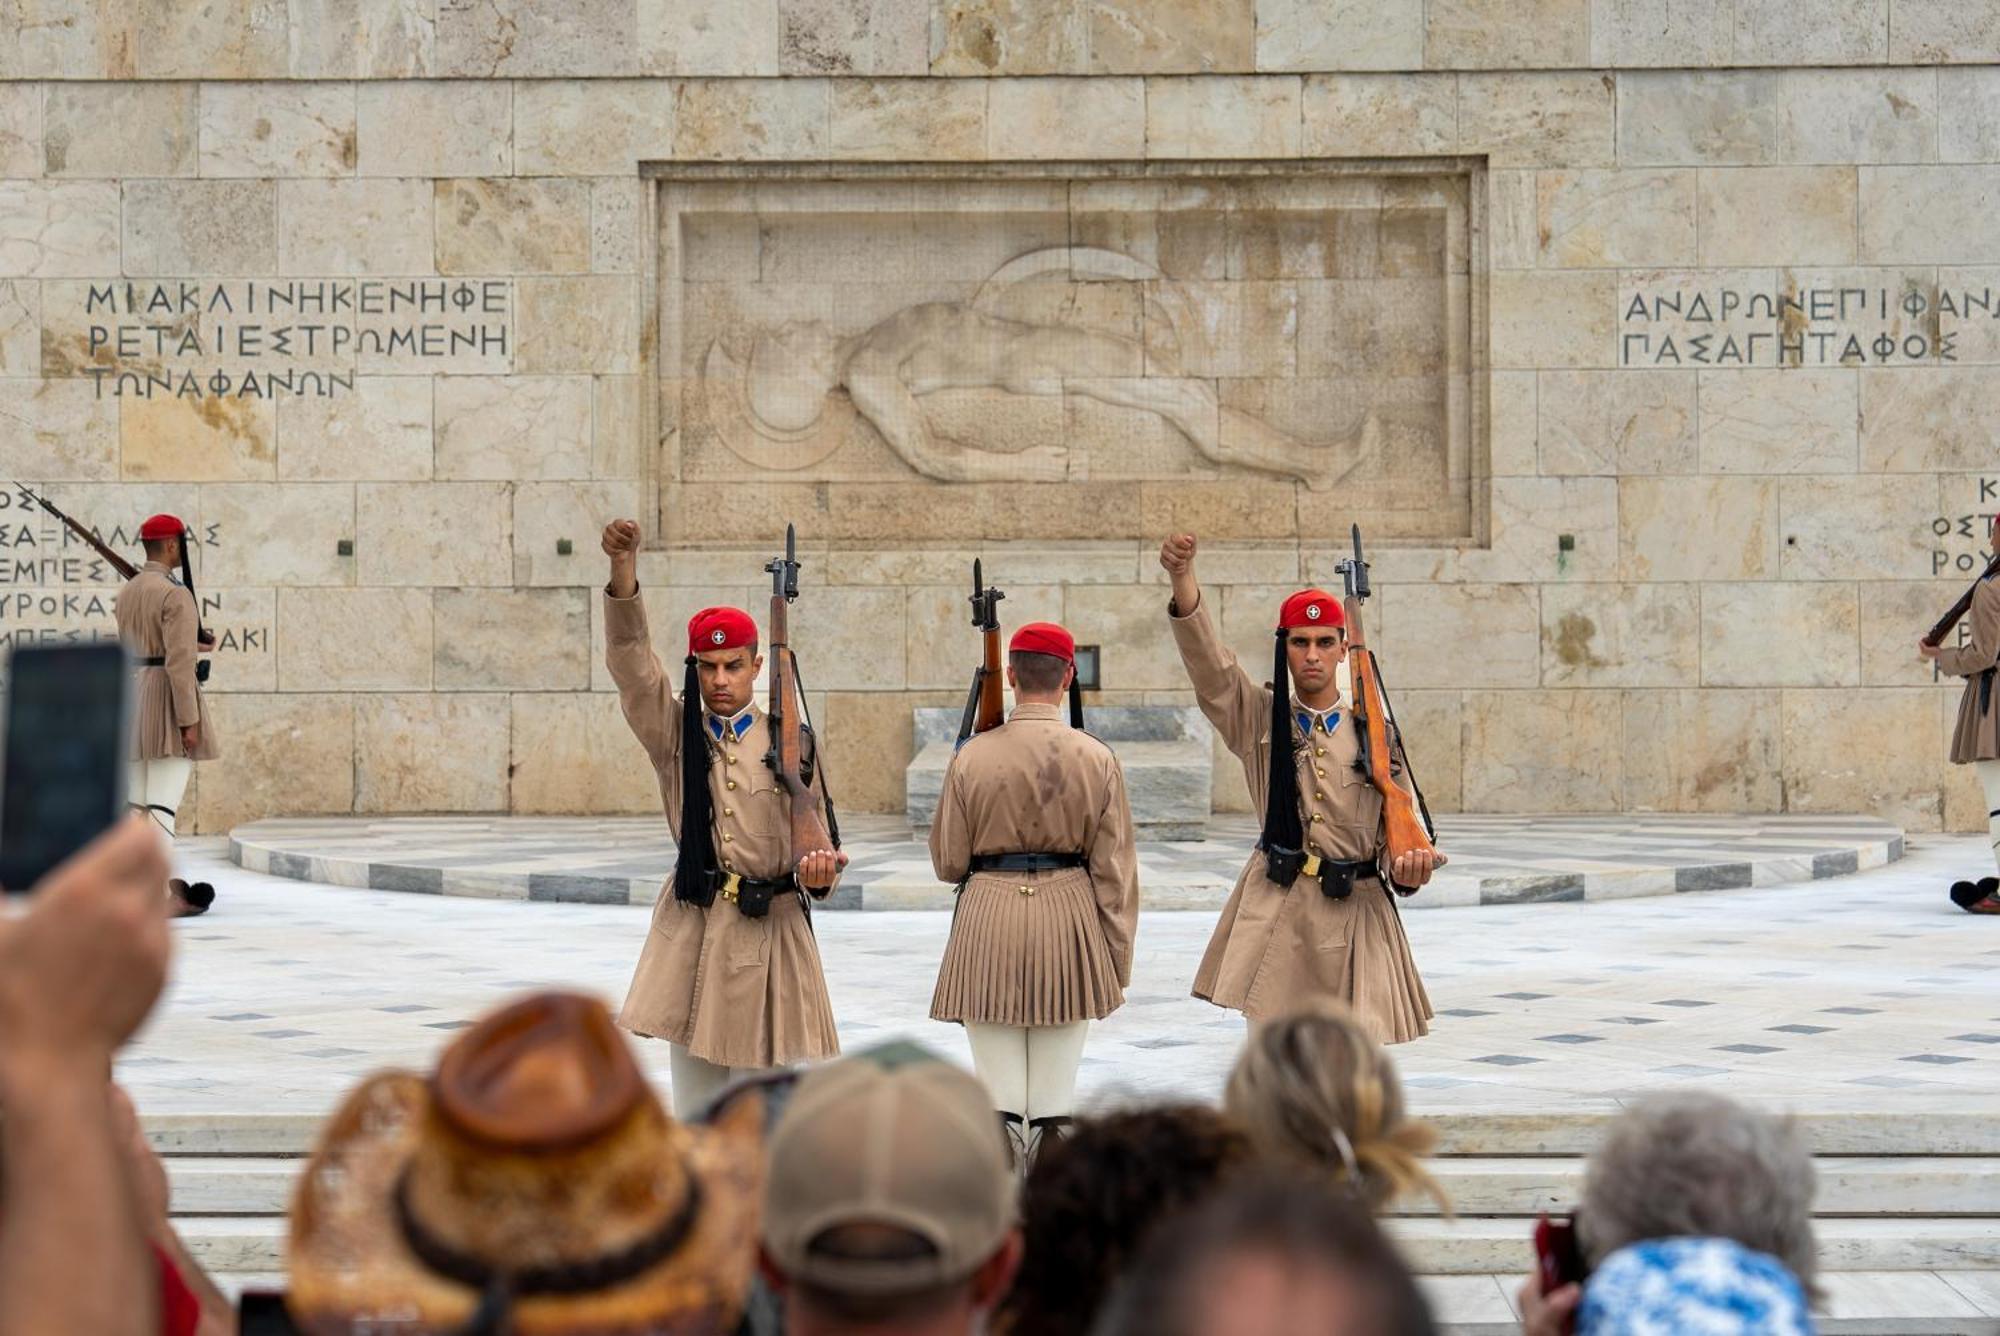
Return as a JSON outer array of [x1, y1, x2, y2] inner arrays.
[[0, 0, 1993, 834]]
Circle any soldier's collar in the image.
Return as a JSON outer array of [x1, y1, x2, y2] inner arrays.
[[1011, 701, 1064, 721], [1292, 698, 1344, 736], [705, 704, 754, 741]]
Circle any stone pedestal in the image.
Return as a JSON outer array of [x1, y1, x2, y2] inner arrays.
[[905, 705, 1213, 840]]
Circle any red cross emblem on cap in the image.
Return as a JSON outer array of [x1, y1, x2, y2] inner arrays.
[[710, 629, 726, 645], [1306, 603, 1321, 620]]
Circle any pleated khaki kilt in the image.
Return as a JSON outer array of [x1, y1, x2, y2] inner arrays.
[[131, 667, 219, 761], [931, 869, 1125, 1027]]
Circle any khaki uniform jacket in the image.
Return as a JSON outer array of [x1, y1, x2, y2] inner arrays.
[[1171, 597, 1431, 1044], [115, 563, 219, 762], [1940, 574, 2000, 764], [928, 702, 1141, 1026], [604, 590, 840, 1069]]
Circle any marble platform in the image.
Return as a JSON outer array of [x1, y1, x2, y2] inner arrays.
[[230, 812, 1906, 910]]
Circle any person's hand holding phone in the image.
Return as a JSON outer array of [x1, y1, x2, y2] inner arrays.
[[1517, 1275, 1581, 1336]]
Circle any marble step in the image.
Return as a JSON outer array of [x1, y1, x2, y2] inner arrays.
[[144, 1107, 2000, 1159], [165, 1153, 2000, 1217], [180, 1214, 2000, 1277]]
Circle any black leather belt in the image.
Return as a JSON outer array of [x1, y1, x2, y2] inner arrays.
[[1259, 843, 1380, 901], [137, 656, 166, 666], [717, 870, 797, 919], [968, 852, 1088, 872]]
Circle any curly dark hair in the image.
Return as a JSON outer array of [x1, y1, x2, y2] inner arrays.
[[994, 1105, 1256, 1336]]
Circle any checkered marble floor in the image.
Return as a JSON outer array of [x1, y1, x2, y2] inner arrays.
[[231, 812, 1905, 911], [133, 831, 1993, 1121]]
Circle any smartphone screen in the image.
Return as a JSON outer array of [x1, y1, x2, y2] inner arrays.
[[0, 642, 130, 893]]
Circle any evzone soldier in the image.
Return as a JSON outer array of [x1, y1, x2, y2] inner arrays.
[[600, 519, 844, 1116], [1160, 533, 1439, 1044], [114, 513, 218, 917], [929, 622, 1140, 1164], [1923, 514, 2000, 913]]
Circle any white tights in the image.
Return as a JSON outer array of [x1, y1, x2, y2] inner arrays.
[[128, 758, 192, 838], [1980, 759, 2000, 875], [964, 1021, 1090, 1121], [667, 1044, 761, 1120]]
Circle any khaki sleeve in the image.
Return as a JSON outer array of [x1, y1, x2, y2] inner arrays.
[[1089, 756, 1141, 988], [160, 586, 201, 727], [1936, 579, 2000, 679], [603, 587, 682, 775], [1169, 594, 1270, 759], [928, 750, 972, 885]]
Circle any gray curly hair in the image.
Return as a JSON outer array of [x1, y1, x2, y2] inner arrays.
[[1579, 1091, 1819, 1299]]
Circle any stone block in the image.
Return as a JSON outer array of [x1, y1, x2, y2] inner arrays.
[[357, 483, 512, 586], [435, 0, 637, 75], [1300, 74, 1452, 155], [1537, 369, 1696, 475], [1459, 73, 1614, 167], [0, 378, 117, 480], [44, 83, 196, 177], [674, 79, 829, 159], [1144, 76, 1300, 158], [279, 178, 435, 275], [1063, 582, 1188, 691], [820, 689, 955, 814], [830, 79, 985, 159], [1895, 0, 2000, 60], [786, 585, 907, 689], [1481, 476, 1619, 583], [513, 80, 677, 176], [509, 692, 663, 814], [435, 178, 591, 276], [123, 0, 291, 78], [1489, 369, 1537, 477], [1487, 170, 1536, 271], [1859, 367, 2000, 472], [1621, 688, 1782, 813], [904, 582, 1062, 689], [123, 181, 276, 276], [1939, 69, 2000, 163], [930, 0, 1088, 74], [1863, 166, 2000, 265], [286, 0, 437, 77], [1259, 2, 1424, 72], [641, 0, 780, 74], [192, 694, 354, 831], [1535, 169, 1696, 270], [277, 586, 432, 690], [1779, 475, 1938, 581], [1425, 0, 1588, 66], [1462, 689, 1623, 812], [516, 276, 638, 375], [197, 587, 277, 694], [1619, 70, 1936, 167], [1697, 167, 1857, 267], [1541, 583, 1700, 688], [1491, 271, 1617, 369], [1392, 689, 1461, 813], [121, 397, 277, 482], [1296, 278, 1444, 379], [0, 83, 41, 177], [1379, 584, 1539, 688], [355, 81, 510, 176], [436, 375, 592, 482], [1733, 0, 1887, 63], [780, 0, 927, 73], [276, 376, 433, 481], [1701, 582, 1859, 687], [1620, 477, 1779, 581], [1782, 686, 1941, 832], [434, 587, 590, 690], [593, 180, 643, 275], [198, 483, 356, 586], [986, 77, 1143, 158], [512, 481, 647, 587], [198, 82, 358, 177], [356, 693, 510, 812], [1589, 0, 1732, 65], [1864, 581, 1971, 686], [1090, 0, 1252, 73], [592, 375, 642, 479], [1696, 369, 1858, 473]]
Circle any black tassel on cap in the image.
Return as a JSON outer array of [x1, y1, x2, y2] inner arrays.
[[1067, 671, 1085, 730], [1259, 628, 1305, 859], [673, 656, 720, 906]]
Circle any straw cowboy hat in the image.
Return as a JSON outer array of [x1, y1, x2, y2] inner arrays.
[[286, 992, 764, 1335]]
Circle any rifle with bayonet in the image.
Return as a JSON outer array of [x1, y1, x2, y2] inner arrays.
[[763, 524, 840, 894], [1923, 549, 2000, 648], [1335, 524, 1438, 888], [955, 560, 1007, 748]]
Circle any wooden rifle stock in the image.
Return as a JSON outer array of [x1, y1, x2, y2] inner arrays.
[[1925, 550, 2000, 647], [957, 560, 1007, 745], [764, 526, 836, 876], [1337, 526, 1435, 870]]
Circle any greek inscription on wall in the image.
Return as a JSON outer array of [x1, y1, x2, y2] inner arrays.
[[1620, 280, 2000, 368]]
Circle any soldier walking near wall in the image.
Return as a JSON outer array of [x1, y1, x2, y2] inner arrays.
[[929, 622, 1141, 1166], [600, 519, 844, 1116], [114, 513, 219, 917], [1159, 533, 1438, 1044], [1924, 515, 2000, 913]]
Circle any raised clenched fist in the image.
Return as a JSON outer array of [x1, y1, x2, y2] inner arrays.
[[602, 519, 641, 558], [1159, 533, 1197, 575]]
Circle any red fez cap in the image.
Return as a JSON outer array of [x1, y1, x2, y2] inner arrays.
[[138, 513, 187, 542], [1009, 621, 1075, 663], [687, 606, 757, 655], [1277, 588, 1345, 631]]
